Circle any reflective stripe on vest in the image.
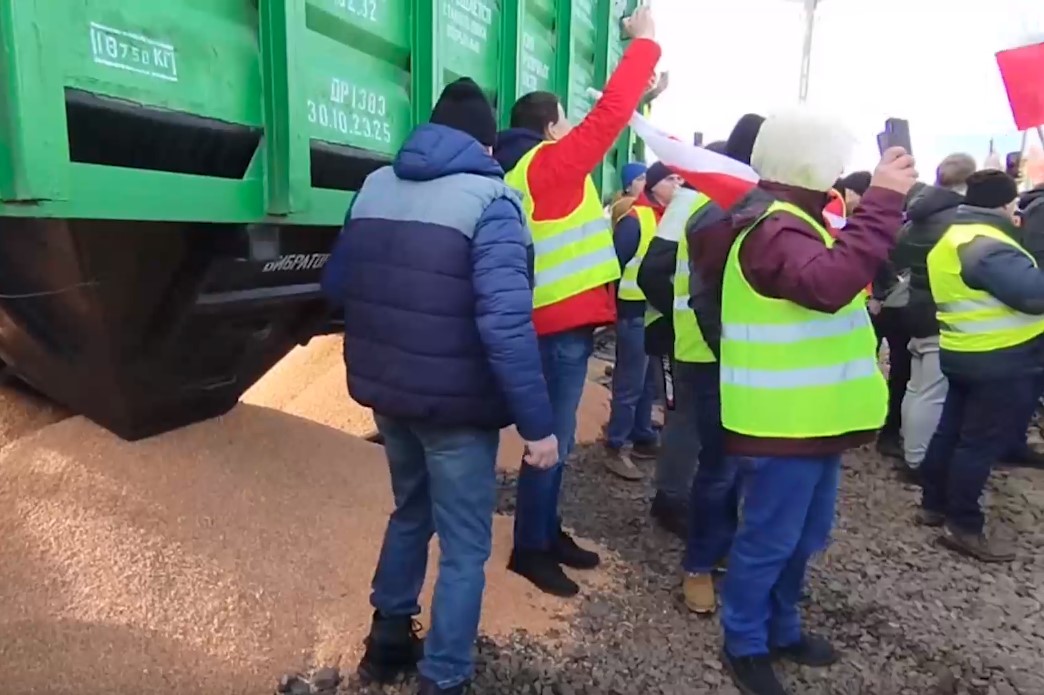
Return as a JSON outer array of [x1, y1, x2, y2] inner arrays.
[[719, 200, 886, 438], [504, 142, 621, 309], [673, 195, 716, 363], [928, 222, 1044, 352], [618, 206, 658, 300]]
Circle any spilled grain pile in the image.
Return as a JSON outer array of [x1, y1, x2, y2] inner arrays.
[[243, 335, 376, 437], [0, 378, 69, 451], [0, 340, 612, 694]]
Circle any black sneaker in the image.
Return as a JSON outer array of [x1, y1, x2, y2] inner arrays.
[[508, 548, 579, 597], [773, 633, 839, 667], [553, 529, 601, 569], [650, 492, 687, 540], [875, 432, 903, 460], [357, 611, 424, 684], [722, 650, 788, 695], [418, 676, 468, 694], [631, 440, 661, 461]]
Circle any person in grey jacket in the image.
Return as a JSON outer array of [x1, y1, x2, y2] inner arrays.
[[891, 154, 973, 478]]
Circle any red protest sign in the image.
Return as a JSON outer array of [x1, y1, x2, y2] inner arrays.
[[996, 42, 1044, 130]]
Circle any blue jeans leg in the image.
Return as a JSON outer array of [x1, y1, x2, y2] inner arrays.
[[514, 329, 593, 551], [721, 455, 840, 658], [683, 363, 737, 573], [607, 316, 655, 447], [945, 377, 1027, 534], [920, 380, 967, 515], [655, 359, 701, 503], [768, 458, 841, 648], [370, 414, 500, 689], [370, 415, 435, 618], [1003, 371, 1044, 456]]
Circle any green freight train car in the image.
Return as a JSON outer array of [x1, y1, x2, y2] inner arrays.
[[0, 0, 642, 440]]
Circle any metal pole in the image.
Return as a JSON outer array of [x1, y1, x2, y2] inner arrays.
[[797, 0, 820, 103]]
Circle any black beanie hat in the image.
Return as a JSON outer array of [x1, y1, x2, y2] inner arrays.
[[725, 113, 766, 165], [644, 161, 672, 195], [841, 171, 873, 196], [430, 78, 496, 147], [965, 170, 1019, 209]]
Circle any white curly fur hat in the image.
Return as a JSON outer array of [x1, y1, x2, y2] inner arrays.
[[750, 105, 856, 193]]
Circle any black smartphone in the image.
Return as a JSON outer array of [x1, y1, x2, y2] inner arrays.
[[884, 118, 913, 155], [1006, 152, 1021, 179], [876, 131, 889, 155], [693, 132, 704, 147]]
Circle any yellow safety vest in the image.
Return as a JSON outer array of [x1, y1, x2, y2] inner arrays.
[[505, 142, 620, 309], [618, 206, 658, 300], [720, 200, 886, 438], [928, 222, 1044, 353], [674, 195, 716, 363]]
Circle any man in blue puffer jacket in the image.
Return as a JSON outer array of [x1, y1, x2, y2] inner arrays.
[[321, 78, 558, 695]]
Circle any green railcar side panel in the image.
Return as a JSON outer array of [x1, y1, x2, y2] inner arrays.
[[0, 0, 644, 224]]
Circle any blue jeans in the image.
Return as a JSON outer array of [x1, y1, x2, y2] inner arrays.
[[1004, 371, 1044, 457], [921, 375, 1027, 534], [677, 362, 738, 573], [370, 414, 500, 689], [607, 316, 658, 449], [514, 328, 593, 551], [721, 455, 841, 657]]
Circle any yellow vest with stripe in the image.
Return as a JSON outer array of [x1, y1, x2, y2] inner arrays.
[[618, 206, 657, 300], [720, 200, 886, 438], [504, 142, 620, 309], [928, 222, 1044, 353], [674, 194, 716, 363]]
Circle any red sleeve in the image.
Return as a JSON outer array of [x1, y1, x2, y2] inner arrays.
[[739, 187, 905, 313], [529, 39, 661, 197]]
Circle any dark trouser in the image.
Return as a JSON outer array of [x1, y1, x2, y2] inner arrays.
[[676, 362, 738, 573], [721, 455, 841, 657], [873, 308, 912, 437], [920, 375, 1031, 534], [1005, 371, 1044, 457]]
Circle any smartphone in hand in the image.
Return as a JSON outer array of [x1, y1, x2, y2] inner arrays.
[[884, 118, 913, 155]]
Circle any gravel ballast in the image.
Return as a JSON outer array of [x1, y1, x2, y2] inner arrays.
[[2, 340, 1043, 694]]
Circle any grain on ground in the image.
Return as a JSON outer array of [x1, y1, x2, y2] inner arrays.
[[0, 408, 599, 695]]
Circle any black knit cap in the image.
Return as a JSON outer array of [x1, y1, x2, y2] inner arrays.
[[841, 171, 872, 196], [430, 78, 496, 147], [725, 113, 765, 165], [644, 161, 673, 195], [965, 170, 1019, 209]]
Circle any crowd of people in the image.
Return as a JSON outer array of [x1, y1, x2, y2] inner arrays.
[[319, 5, 1044, 694]]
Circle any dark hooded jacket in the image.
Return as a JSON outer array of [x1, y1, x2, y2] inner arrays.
[[1018, 185, 1044, 264], [891, 184, 965, 338]]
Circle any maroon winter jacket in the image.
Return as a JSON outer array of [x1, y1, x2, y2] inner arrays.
[[690, 181, 905, 457]]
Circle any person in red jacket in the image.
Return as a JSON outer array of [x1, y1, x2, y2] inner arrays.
[[494, 6, 661, 598]]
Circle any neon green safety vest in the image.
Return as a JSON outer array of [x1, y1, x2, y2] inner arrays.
[[618, 206, 657, 300], [674, 195, 716, 363], [505, 142, 620, 309], [720, 200, 886, 438], [928, 222, 1044, 353]]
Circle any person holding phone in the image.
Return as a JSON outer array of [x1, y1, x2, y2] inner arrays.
[[713, 106, 916, 695]]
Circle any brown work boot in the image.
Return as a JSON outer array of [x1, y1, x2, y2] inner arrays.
[[938, 526, 1015, 563], [603, 445, 644, 481], [683, 573, 717, 614]]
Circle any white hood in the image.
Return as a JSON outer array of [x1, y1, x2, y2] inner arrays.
[[655, 188, 699, 242]]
